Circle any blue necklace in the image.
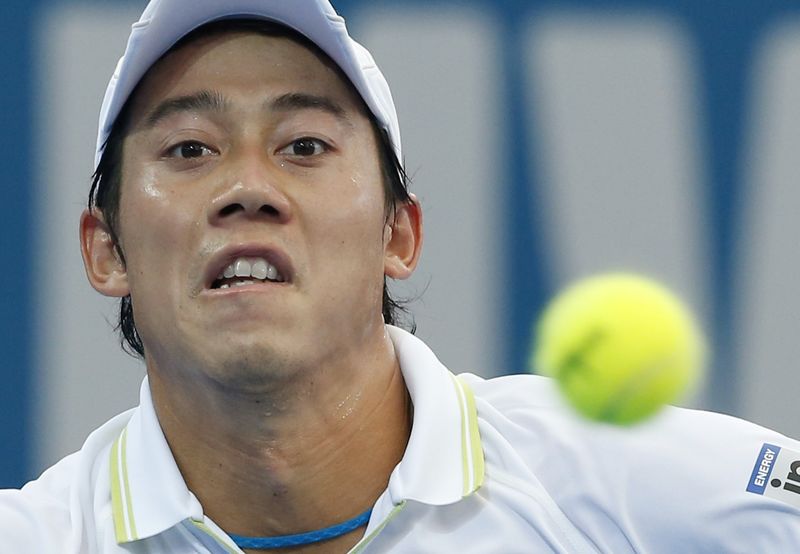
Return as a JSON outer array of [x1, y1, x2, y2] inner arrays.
[[228, 507, 372, 549]]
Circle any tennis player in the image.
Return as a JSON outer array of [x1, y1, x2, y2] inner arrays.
[[1, 1, 798, 552]]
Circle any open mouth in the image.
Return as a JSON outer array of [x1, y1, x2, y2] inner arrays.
[[211, 256, 286, 290]]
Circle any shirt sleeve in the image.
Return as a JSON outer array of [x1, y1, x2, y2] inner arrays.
[[466, 373, 800, 552], [560, 405, 800, 552], [0, 455, 80, 553]]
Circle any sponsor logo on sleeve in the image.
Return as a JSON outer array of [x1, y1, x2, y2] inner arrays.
[[747, 442, 800, 508]]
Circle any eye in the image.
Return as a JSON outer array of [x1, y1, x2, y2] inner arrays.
[[166, 141, 216, 159], [279, 137, 329, 157]]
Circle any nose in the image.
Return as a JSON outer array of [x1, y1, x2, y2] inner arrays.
[[207, 158, 292, 226]]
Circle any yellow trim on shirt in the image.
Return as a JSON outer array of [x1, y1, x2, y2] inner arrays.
[[450, 374, 486, 496], [110, 427, 138, 543], [110, 432, 126, 541], [452, 374, 471, 494], [459, 377, 486, 491], [349, 501, 407, 554], [191, 520, 242, 554]]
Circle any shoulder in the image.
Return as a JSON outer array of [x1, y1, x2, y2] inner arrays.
[[458, 370, 797, 468], [0, 408, 134, 552], [459, 372, 800, 551], [0, 453, 81, 548]]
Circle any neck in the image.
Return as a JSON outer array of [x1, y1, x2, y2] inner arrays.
[[147, 327, 412, 551]]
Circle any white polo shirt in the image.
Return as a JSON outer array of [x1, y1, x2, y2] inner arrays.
[[1, 326, 799, 552]]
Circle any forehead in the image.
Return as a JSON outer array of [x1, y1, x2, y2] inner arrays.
[[126, 27, 368, 124]]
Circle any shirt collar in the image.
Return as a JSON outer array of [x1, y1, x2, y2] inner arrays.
[[109, 327, 485, 543], [109, 377, 203, 544], [386, 326, 485, 506]]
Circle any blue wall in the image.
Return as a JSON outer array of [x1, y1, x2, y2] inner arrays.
[[1, 0, 37, 488]]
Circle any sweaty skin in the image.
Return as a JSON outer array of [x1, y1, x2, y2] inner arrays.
[[80, 30, 422, 554]]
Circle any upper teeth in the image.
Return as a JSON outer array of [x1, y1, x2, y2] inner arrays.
[[218, 257, 282, 284]]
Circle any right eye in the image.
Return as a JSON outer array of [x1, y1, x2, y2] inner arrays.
[[165, 141, 216, 159]]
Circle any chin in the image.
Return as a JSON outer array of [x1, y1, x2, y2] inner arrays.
[[198, 340, 308, 392]]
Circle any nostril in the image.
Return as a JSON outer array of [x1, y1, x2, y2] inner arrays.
[[219, 203, 244, 217], [259, 205, 280, 217]]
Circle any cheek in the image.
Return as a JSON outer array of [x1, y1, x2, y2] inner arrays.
[[315, 171, 386, 254], [312, 176, 388, 314], [117, 173, 201, 290]]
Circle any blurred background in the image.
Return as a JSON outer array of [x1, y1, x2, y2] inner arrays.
[[2, 0, 800, 488]]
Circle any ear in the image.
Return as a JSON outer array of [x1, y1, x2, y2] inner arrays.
[[384, 193, 423, 280], [79, 209, 130, 297]]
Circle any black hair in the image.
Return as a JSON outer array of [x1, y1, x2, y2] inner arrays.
[[88, 19, 416, 359]]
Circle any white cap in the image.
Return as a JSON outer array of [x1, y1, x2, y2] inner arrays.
[[95, 0, 401, 168]]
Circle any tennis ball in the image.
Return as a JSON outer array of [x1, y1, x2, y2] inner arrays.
[[532, 273, 706, 425]]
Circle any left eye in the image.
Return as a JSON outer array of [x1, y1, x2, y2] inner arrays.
[[166, 141, 215, 159], [280, 138, 329, 157]]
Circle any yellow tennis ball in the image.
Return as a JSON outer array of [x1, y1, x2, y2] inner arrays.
[[532, 273, 706, 425]]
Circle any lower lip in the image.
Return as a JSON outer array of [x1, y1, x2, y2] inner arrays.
[[201, 281, 289, 296]]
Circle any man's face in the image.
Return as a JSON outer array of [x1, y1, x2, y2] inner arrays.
[[110, 30, 396, 384]]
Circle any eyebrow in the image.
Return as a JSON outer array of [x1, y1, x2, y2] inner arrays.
[[144, 90, 228, 128], [268, 92, 351, 123], [142, 90, 353, 129]]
